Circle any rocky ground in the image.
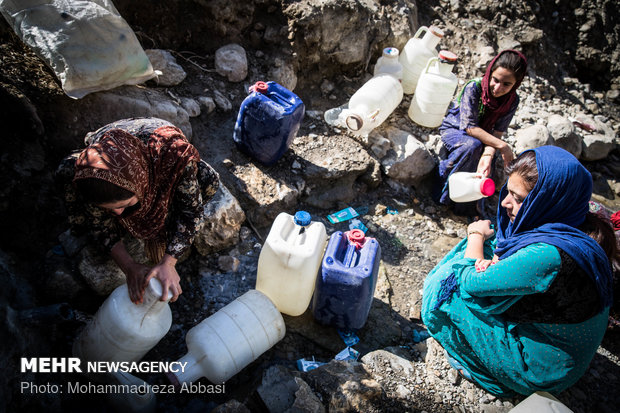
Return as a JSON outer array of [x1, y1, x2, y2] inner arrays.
[[1, 0, 620, 412]]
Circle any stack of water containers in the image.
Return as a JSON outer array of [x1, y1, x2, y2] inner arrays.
[[334, 25, 456, 136], [338, 47, 404, 137], [75, 210, 383, 392], [256, 212, 382, 331], [75, 266, 286, 388]]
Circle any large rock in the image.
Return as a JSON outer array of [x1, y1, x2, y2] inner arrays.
[[145, 49, 187, 86], [579, 114, 618, 161], [361, 348, 415, 379], [547, 114, 582, 158], [381, 127, 436, 183], [257, 365, 325, 413], [77, 238, 146, 296], [269, 57, 298, 91], [228, 163, 301, 229], [225, 131, 378, 224], [582, 134, 616, 161], [284, 0, 417, 88], [77, 86, 194, 139], [194, 184, 246, 255], [302, 361, 384, 412], [215, 44, 248, 82], [44, 255, 87, 302], [293, 134, 381, 209], [514, 124, 553, 154]]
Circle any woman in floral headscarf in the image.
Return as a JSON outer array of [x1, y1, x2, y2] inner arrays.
[[436, 49, 528, 211], [422, 146, 617, 396], [57, 118, 219, 304]]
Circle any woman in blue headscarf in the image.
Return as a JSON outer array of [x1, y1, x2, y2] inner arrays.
[[422, 146, 617, 396]]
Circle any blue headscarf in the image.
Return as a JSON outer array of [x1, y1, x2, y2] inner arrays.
[[495, 146, 613, 310]]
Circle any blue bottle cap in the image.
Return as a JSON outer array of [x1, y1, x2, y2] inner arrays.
[[294, 211, 312, 226]]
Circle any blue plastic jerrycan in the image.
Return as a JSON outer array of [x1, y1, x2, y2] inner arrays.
[[311, 229, 381, 330], [233, 81, 305, 166]]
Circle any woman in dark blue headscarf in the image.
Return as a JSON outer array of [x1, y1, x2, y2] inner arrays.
[[422, 146, 616, 396]]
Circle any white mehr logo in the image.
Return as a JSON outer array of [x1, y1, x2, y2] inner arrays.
[[21, 358, 82, 373]]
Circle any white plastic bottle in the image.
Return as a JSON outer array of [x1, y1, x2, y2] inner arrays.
[[509, 391, 574, 413], [448, 172, 496, 202], [399, 25, 444, 94], [340, 73, 403, 137], [408, 50, 459, 128], [73, 278, 172, 363], [373, 47, 403, 81], [168, 290, 285, 384], [256, 211, 327, 316]]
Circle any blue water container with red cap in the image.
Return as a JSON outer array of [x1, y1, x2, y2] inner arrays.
[[233, 81, 305, 165], [311, 229, 381, 330]]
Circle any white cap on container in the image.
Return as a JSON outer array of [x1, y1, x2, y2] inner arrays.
[[429, 26, 444, 38]]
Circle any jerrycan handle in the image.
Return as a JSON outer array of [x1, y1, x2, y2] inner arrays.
[[412, 26, 428, 39], [343, 229, 366, 267], [343, 244, 357, 268], [421, 57, 440, 76]]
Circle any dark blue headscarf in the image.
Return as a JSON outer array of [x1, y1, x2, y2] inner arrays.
[[495, 146, 613, 311]]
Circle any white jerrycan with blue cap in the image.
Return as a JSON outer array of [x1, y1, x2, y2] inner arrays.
[[256, 211, 327, 316]]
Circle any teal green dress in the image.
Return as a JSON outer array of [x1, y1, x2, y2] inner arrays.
[[421, 236, 609, 396]]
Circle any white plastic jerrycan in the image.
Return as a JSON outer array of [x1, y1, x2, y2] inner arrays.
[[340, 73, 403, 137], [509, 391, 574, 413], [448, 172, 496, 203], [168, 290, 285, 384], [408, 50, 459, 128], [73, 278, 172, 363], [256, 211, 327, 316], [373, 47, 403, 81], [399, 25, 444, 94]]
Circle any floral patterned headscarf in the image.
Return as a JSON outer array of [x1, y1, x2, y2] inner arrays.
[[74, 126, 200, 260]]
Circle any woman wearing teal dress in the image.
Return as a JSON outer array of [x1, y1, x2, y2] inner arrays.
[[422, 146, 617, 396]]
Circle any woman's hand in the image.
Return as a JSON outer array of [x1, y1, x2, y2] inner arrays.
[[145, 254, 181, 302], [497, 143, 514, 167], [475, 255, 499, 272], [476, 155, 493, 178], [467, 220, 494, 240], [110, 241, 152, 304], [464, 220, 494, 260], [125, 262, 151, 304]]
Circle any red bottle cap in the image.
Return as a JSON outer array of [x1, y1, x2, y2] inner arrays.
[[250, 81, 269, 94], [438, 50, 458, 63], [347, 229, 366, 244], [480, 178, 496, 197]]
